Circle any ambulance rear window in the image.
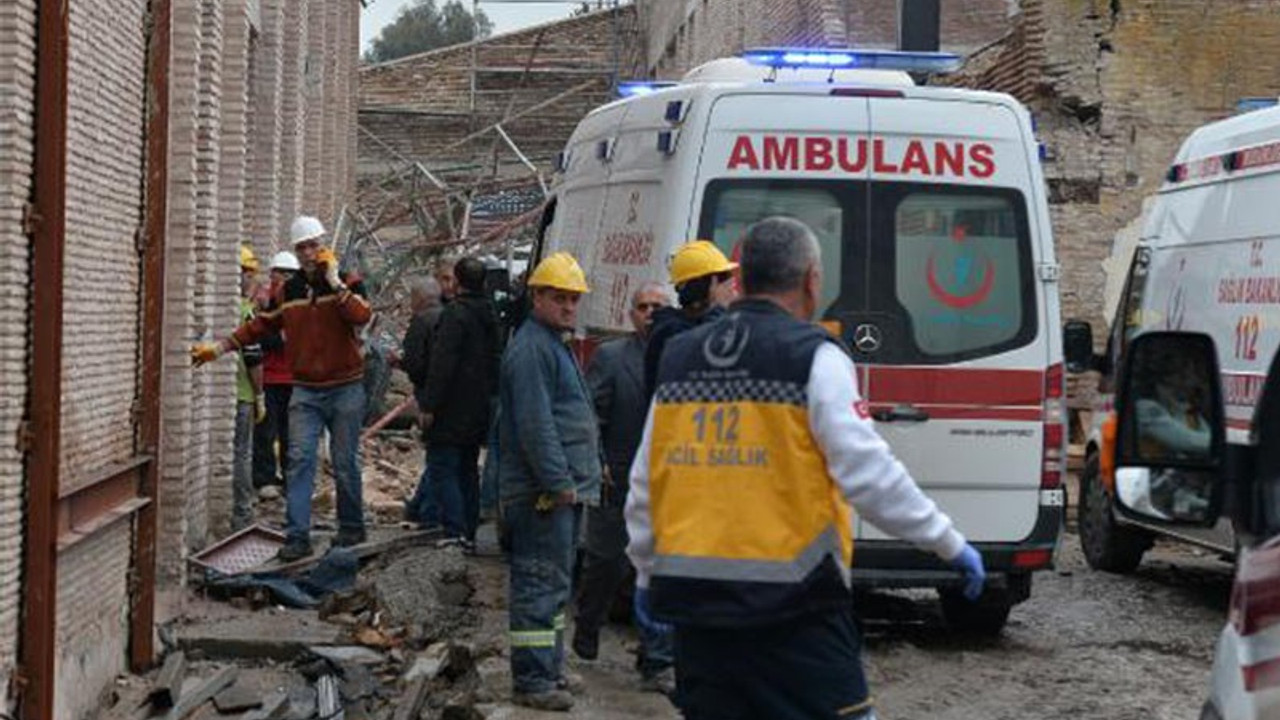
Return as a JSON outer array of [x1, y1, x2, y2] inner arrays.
[[890, 191, 1033, 358], [701, 184, 844, 313]]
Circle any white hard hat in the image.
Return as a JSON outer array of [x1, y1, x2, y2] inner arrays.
[[270, 250, 300, 271], [290, 215, 325, 246]]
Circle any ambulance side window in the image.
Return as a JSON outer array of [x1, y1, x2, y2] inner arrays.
[[1101, 247, 1151, 388], [887, 189, 1035, 359]]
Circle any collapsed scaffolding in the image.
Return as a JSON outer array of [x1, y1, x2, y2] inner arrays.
[[340, 5, 640, 420]]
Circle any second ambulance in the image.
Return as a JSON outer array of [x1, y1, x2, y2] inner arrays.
[[538, 49, 1065, 634]]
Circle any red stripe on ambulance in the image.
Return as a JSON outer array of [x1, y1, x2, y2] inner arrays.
[[727, 135, 996, 179], [867, 367, 1043, 407]]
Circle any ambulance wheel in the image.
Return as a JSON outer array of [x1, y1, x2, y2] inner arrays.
[[939, 586, 1012, 637], [1078, 452, 1151, 573]]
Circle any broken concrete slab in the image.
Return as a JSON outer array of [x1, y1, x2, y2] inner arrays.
[[306, 645, 387, 666], [241, 691, 288, 720], [173, 611, 344, 661], [370, 547, 471, 642], [164, 667, 238, 720], [391, 678, 431, 720], [283, 687, 317, 720], [212, 682, 263, 714], [150, 650, 187, 709]]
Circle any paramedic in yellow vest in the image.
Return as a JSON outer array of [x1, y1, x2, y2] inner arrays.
[[625, 216, 987, 720]]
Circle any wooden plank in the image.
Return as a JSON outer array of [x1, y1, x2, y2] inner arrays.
[[391, 678, 431, 720], [164, 667, 237, 720], [149, 651, 186, 709]]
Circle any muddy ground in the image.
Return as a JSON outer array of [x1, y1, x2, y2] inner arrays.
[[464, 530, 1231, 720]]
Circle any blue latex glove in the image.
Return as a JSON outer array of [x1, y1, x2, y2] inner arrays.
[[951, 544, 987, 601], [634, 587, 673, 634]]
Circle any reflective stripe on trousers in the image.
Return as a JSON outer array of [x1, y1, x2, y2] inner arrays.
[[507, 500, 579, 694]]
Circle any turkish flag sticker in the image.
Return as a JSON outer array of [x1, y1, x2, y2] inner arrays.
[[854, 400, 871, 420]]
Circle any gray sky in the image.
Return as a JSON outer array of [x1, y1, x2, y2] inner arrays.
[[361, 1, 585, 53]]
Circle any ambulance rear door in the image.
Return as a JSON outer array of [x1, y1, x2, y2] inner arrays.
[[852, 96, 1048, 543]]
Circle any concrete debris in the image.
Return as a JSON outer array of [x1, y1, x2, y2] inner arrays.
[[149, 650, 187, 709], [306, 645, 387, 666], [390, 678, 431, 720], [316, 675, 343, 720], [212, 681, 264, 713], [164, 667, 238, 720], [283, 687, 318, 720], [241, 691, 289, 720], [405, 642, 475, 685], [371, 546, 472, 643]]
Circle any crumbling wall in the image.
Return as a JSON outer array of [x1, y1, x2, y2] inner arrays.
[[637, 0, 1012, 78], [955, 0, 1280, 332]]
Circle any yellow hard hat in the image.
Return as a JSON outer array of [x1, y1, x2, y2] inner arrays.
[[669, 240, 737, 286], [240, 244, 260, 272], [527, 252, 590, 294]]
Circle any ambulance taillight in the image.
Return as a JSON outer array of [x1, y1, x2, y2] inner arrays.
[[1041, 363, 1066, 490]]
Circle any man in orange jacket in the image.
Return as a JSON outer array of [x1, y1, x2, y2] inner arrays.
[[194, 216, 373, 560]]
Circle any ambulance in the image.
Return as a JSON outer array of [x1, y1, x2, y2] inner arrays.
[[534, 48, 1066, 635], [1076, 104, 1280, 719]]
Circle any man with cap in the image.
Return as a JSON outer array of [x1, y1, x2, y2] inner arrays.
[[498, 252, 601, 712], [643, 240, 739, 397], [193, 216, 373, 561], [627, 217, 987, 720], [232, 245, 266, 531]]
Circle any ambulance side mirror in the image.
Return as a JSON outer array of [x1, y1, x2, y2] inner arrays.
[[1112, 332, 1226, 528], [1063, 320, 1095, 373]]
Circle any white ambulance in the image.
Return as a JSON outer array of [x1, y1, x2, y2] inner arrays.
[[536, 49, 1066, 634], [1080, 104, 1280, 720]]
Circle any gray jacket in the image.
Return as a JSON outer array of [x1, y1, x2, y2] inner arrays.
[[586, 334, 648, 495], [498, 318, 602, 505]]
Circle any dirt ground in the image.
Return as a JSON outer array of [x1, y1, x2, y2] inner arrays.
[[466, 530, 1230, 720]]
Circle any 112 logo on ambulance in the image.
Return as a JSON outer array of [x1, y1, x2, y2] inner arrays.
[[725, 134, 996, 178]]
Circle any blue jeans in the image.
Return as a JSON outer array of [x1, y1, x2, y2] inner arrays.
[[507, 499, 580, 694], [407, 459, 440, 527], [286, 382, 366, 544], [232, 401, 256, 531], [431, 445, 480, 541]]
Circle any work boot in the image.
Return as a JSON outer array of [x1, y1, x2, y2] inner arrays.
[[639, 668, 676, 696], [557, 671, 586, 696], [572, 626, 599, 660], [332, 528, 367, 548], [276, 539, 312, 562], [512, 689, 574, 712]]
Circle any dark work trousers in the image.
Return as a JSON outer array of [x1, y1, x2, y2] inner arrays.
[[574, 489, 673, 678], [507, 498, 581, 694], [431, 444, 481, 541], [674, 609, 876, 720], [252, 383, 292, 487]]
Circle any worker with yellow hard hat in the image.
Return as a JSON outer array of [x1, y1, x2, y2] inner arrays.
[[497, 251, 601, 711], [643, 239, 739, 396]]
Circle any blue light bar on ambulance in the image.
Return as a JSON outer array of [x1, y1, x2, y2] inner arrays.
[[1237, 97, 1279, 114], [617, 81, 677, 98], [742, 48, 963, 73]]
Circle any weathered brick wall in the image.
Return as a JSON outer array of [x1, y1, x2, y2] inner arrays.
[[56, 0, 150, 713], [638, 0, 1011, 78], [358, 6, 641, 182], [952, 0, 1280, 333], [0, 0, 33, 707]]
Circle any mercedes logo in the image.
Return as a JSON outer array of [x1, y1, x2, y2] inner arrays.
[[853, 324, 882, 353]]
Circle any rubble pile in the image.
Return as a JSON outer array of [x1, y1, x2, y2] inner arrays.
[[115, 543, 498, 720]]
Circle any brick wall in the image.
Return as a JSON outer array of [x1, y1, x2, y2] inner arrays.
[[0, 0, 33, 707], [951, 0, 1280, 333], [638, 0, 1012, 78], [56, 0, 151, 711], [358, 6, 641, 184]]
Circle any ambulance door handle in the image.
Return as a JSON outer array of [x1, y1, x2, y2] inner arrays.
[[871, 404, 930, 423]]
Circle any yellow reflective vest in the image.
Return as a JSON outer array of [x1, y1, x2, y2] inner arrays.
[[647, 299, 854, 626]]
